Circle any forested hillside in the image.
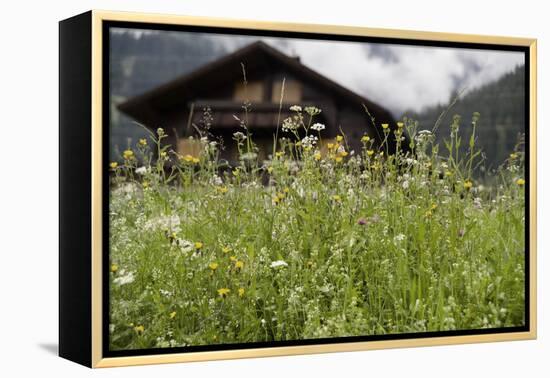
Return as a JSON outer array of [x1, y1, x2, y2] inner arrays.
[[402, 65, 525, 169]]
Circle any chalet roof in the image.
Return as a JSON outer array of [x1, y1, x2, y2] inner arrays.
[[117, 41, 395, 129]]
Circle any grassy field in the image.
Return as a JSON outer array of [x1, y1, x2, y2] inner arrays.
[[108, 106, 525, 351]]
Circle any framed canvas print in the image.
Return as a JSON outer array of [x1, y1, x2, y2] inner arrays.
[[59, 10, 537, 368]]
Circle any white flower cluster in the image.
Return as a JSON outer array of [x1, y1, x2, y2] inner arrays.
[[143, 214, 181, 233], [210, 175, 223, 186], [240, 152, 258, 161], [282, 116, 299, 132], [304, 106, 322, 116], [113, 270, 135, 286], [270, 260, 288, 268], [311, 123, 325, 131], [233, 131, 247, 141], [301, 135, 318, 148], [135, 166, 148, 175], [179, 239, 194, 254]]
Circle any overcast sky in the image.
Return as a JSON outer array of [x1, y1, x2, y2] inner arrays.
[[121, 28, 524, 117], [211, 33, 524, 116]]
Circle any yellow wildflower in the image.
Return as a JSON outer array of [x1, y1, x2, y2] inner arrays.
[[332, 195, 341, 202], [431, 204, 438, 210], [134, 325, 144, 334], [367, 150, 374, 156], [381, 123, 389, 130], [238, 288, 245, 297], [194, 242, 203, 250], [283, 187, 290, 193], [339, 150, 349, 157], [361, 135, 370, 143], [397, 121, 404, 128], [314, 152, 321, 161], [235, 260, 244, 270], [336, 135, 344, 142], [229, 255, 237, 262], [109, 162, 118, 169], [327, 143, 335, 149], [123, 149, 134, 160], [192, 157, 200, 164], [275, 151, 284, 158], [182, 154, 194, 162], [142, 181, 149, 188], [274, 192, 285, 202], [138, 138, 147, 146], [208, 262, 219, 271], [334, 156, 343, 163], [169, 311, 176, 319], [510, 153, 518, 159], [222, 246, 232, 254], [267, 166, 274, 173], [217, 288, 230, 298], [516, 178, 526, 186], [463, 180, 473, 190], [217, 186, 229, 194], [160, 151, 167, 158], [110, 264, 118, 273], [445, 170, 452, 177]]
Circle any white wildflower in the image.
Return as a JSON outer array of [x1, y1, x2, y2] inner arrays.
[[282, 117, 298, 132], [233, 131, 246, 141], [179, 240, 194, 254], [301, 135, 318, 148], [143, 214, 180, 232], [210, 175, 223, 186], [304, 106, 321, 116], [241, 152, 258, 161], [270, 260, 288, 268], [311, 123, 325, 131], [473, 197, 482, 209], [289, 105, 302, 112], [394, 234, 406, 242], [135, 166, 148, 175], [113, 270, 135, 286]]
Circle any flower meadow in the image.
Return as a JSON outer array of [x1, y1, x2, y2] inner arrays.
[[108, 105, 526, 351]]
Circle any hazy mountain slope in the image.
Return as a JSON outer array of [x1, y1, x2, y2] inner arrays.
[[401, 65, 525, 168]]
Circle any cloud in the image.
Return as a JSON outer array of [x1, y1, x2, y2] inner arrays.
[[364, 44, 400, 63], [257, 38, 524, 116], [134, 29, 524, 117]]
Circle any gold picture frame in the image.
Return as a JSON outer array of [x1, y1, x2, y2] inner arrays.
[[59, 9, 537, 368]]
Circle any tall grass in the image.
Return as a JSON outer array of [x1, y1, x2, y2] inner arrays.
[[108, 105, 525, 350]]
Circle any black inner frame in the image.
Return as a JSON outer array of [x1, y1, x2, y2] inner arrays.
[[102, 20, 531, 358]]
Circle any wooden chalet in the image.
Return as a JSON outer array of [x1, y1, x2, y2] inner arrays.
[[118, 41, 396, 162]]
